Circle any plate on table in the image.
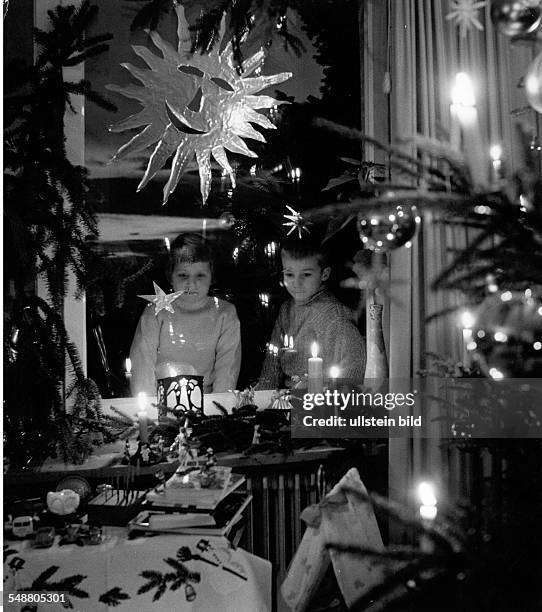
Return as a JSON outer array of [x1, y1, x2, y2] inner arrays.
[[55, 475, 93, 501]]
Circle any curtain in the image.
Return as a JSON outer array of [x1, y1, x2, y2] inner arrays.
[[387, 0, 536, 525]]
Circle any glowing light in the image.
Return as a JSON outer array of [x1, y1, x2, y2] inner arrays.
[[500, 291, 512, 302], [461, 311, 475, 329], [376, 240, 383, 247], [489, 144, 502, 161], [370, 218, 378, 226], [494, 331, 507, 343], [164, 237, 171, 252], [125, 358, 132, 374], [137, 391, 148, 410], [451, 72, 476, 107], [388, 214, 396, 222], [415, 216, 422, 224], [525, 289, 532, 298], [419, 505, 438, 520], [467, 341, 477, 351], [417, 481, 437, 507], [329, 366, 340, 379], [534, 342, 542, 351], [311, 342, 319, 359], [405, 241, 412, 249], [477, 330, 486, 338], [386, 233, 394, 240], [489, 367, 504, 380]]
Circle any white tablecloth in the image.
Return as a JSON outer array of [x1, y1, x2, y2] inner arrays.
[[4, 529, 271, 612]]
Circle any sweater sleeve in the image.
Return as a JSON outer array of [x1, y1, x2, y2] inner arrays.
[[256, 304, 287, 390], [321, 314, 366, 381], [211, 305, 242, 392], [129, 305, 161, 397]]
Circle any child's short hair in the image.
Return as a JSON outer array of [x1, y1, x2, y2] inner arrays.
[[280, 235, 330, 270], [167, 233, 213, 277]]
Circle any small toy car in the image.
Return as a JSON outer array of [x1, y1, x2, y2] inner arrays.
[[34, 526, 56, 548]]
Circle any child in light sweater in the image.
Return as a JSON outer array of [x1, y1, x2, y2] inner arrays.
[[258, 237, 366, 389]]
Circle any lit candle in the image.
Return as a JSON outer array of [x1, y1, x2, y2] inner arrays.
[[283, 333, 289, 349], [460, 310, 475, 367], [490, 144, 503, 184], [137, 392, 149, 444], [417, 481, 438, 552], [450, 73, 488, 189], [308, 342, 323, 394], [289, 335, 294, 350], [329, 366, 340, 391], [125, 357, 132, 381]]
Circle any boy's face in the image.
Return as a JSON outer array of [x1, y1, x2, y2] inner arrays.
[[281, 252, 330, 303], [171, 261, 212, 307]]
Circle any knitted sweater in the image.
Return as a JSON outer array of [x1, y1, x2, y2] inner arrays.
[[258, 289, 366, 389], [129, 296, 241, 395]]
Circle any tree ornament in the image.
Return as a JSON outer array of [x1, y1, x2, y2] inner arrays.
[[446, 0, 487, 37], [108, 4, 291, 205], [282, 205, 310, 238], [356, 203, 418, 252], [138, 282, 185, 315], [525, 51, 542, 114], [469, 292, 542, 378], [490, 0, 542, 37]]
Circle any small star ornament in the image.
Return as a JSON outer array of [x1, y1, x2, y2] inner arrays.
[[446, 0, 487, 37], [138, 282, 185, 315], [283, 205, 310, 238]]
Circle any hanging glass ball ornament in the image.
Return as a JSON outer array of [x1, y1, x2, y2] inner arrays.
[[357, 203, 418, 252], [469, 292, 542, 378], [490, 0, 542, 37], [525, 51, 542, 114]]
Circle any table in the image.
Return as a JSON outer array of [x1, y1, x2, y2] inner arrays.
[[4, 529, 271, 611]]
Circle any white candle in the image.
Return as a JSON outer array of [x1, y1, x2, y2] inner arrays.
[[308, 342, 323, 394], [137, 392, 149, 444], [490, 144, 503, 184], [329, 366, 340, 390], [451, 73, 488, 189]]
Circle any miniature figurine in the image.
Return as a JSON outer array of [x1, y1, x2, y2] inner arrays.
[[140, 443, 151, 464], [205, 447, 217, 469], [252, 424, 261, 445], [154, 469, 166, 493], [121, 440, 131, 465]]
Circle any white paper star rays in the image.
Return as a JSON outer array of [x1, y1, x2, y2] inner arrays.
[[446, 0, 487, 38], [108, 5, 292, 205], [138, 282, 185, 315], [283, 205, 310, 239]]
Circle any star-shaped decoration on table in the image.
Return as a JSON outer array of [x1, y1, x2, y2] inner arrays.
[[282, 205, 311, 238], [445, 0, 487, 38], [138, 282, 185, 315], [108, 4, 291, 205]]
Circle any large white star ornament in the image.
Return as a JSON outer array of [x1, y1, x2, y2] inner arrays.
[[108, 4, 292, 205], [283, 205, 310, 238], [138, 282, 185, 315], [446, 0, 487, 38]]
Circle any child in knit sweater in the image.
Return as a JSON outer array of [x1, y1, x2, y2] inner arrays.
[[258, 237, 366, 389]]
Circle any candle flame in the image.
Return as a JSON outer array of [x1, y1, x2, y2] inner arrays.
[[460, 310, 475, 329], [125, 357, 132, 374], [451, 72, 476, 107], [489, 144, 502, 161], [417, 481, 437, 507], [311, 342, 319, 358], [289, 335, 294, 349]]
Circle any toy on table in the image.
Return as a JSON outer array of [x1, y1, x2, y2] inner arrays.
[[251, 425, 261, 445]]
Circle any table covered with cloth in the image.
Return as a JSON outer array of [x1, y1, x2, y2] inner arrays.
[[4, 528, 271, 612]]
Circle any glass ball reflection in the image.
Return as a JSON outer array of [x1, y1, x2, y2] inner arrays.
[[470, 293, 542, 378], [490, 0, 542, 37], [357, 205, 418, 252]]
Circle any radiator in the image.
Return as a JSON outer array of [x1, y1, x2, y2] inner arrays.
[[241, 466, 323, 584]]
